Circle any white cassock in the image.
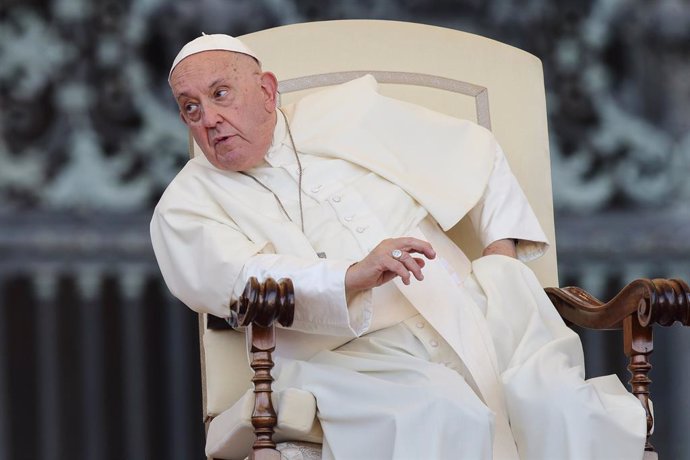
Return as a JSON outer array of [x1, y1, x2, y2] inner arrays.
[[150, 76, 646, 459]]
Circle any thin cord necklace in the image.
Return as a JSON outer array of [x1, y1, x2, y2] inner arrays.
[[240, 107, 305, 232]]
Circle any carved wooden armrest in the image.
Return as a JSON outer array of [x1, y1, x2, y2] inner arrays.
[[231, 277, 295, 460], [545, 278, 690, 453]]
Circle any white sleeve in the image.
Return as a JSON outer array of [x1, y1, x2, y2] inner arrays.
[[468, 142, 550, 262], [231, 253, 372, 337], [150, 193, 371, 338]]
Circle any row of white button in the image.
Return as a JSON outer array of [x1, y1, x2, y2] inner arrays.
[[316, 190, 367, 233], [415, 321, 439, 348]]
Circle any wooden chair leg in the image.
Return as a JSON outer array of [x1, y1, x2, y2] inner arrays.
[[248, 323, 281, 460], [624, 315, 654, 452], [232, 277, 295, 460]]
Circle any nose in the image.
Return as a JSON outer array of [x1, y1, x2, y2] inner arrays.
[[201, 104, 223, 128]]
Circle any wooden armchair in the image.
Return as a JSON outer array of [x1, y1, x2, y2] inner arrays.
[[189, 20, 690, 459], [228, 276, 690, 460]]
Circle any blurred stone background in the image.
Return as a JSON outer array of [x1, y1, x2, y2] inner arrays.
[[1, 0, 689, 459]]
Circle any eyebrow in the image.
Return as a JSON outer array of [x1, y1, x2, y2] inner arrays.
[[175, 78, 227, 101]]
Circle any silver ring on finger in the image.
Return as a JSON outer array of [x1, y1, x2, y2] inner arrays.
[[391, 249, 404, 260]]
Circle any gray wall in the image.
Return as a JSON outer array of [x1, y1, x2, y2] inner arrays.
[[1, 0, 689, 458]]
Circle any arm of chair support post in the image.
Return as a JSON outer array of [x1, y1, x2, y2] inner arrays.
[[233, 277, 295, 460], [545, 278, 690, 454], [545, 278, 690, 330]]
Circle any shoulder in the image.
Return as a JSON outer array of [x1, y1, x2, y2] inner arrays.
[[154, 157, 225, 215]]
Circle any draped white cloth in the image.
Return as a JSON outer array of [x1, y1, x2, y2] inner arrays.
[[274, 255, 646, 460], [150, 76, 646, 459]]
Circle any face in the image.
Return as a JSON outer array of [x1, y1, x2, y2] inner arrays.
[[170, 50, 278, 171]]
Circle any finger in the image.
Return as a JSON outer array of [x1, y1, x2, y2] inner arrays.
[[394, 237, 436, 259], [379, 245, 428, 284], [387, 252, 428, 284], [400, 254, 424, 281], [382, 258, 412, 285]]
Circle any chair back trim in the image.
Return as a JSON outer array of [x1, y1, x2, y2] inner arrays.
[[279, 70, 491, 130]]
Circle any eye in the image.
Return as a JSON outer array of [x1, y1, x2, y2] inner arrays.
[[184, 102, 200, 120], [214, 88, 228, 98]]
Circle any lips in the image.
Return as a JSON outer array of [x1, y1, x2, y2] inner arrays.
[[213, 135, 233, 146]]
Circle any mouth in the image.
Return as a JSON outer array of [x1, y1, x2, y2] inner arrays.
[[213, 135, 233, 146]]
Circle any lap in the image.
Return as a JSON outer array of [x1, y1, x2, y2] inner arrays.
[[273, 323, 495, 460], [275, 322, 487, 409]]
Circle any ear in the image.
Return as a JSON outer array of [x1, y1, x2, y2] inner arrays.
[[259, 71, 279, 112]]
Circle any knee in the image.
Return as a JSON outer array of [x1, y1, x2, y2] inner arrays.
[[506, 366, 588, 418]]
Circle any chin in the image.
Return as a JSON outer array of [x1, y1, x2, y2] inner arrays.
[[208, 143, 265, 171], [206, 149, 239, 170], [212, 154, 252, 172]]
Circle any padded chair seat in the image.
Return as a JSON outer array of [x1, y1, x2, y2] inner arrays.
[[274, 442, 322, 460], [241, 442, 322, 460]]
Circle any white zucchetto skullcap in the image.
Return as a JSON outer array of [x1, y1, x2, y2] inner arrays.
[[169, 33, 260, 81]]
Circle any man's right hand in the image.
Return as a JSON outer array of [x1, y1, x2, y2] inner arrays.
[[345, 237, 436, 298]]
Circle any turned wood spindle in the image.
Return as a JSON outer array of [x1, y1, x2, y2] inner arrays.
[[624, 315, 654, 452], [249, 323, 280, 460], [232, 277, 295, 460]]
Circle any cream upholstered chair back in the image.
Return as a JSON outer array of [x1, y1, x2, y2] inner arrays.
[[192, 19, 558, 431]]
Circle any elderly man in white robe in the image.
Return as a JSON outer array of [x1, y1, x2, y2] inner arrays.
[[151, 34, 647, 460]]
